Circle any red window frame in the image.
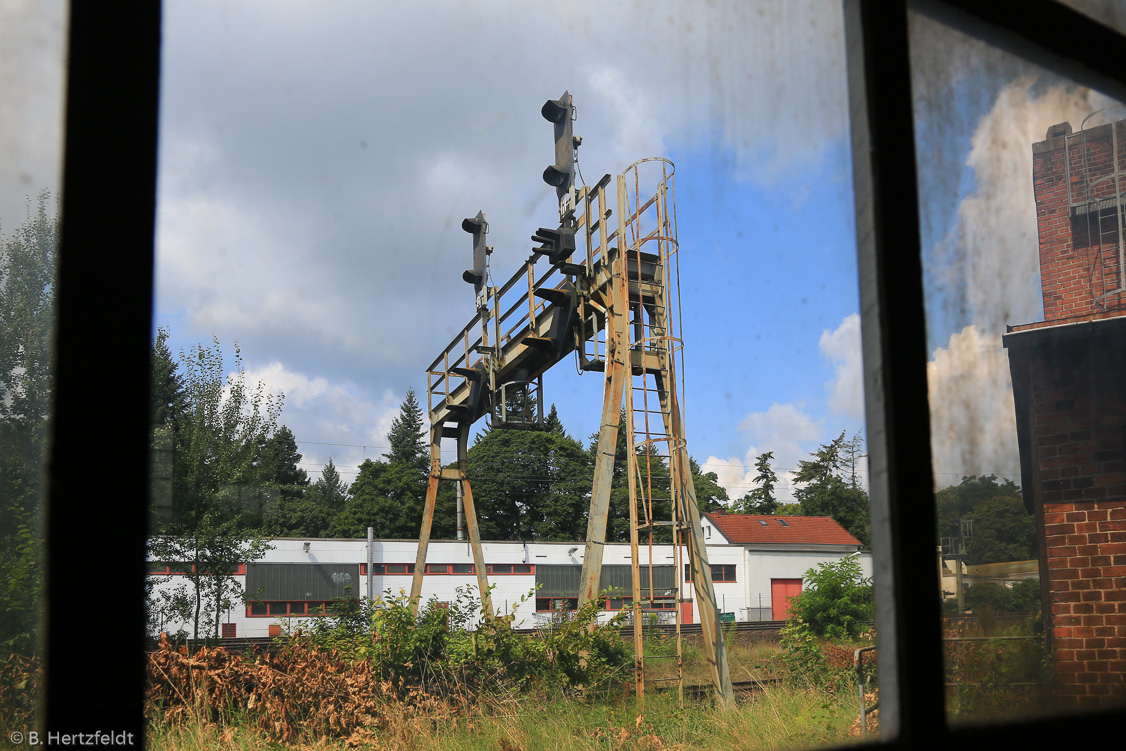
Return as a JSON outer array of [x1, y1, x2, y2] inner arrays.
[[245, 600, 338, 617], [147, 562, 245, 576], [486, 563, 534, 575], [535, 597, 579, 612], [359, 563, 534, 575], [684, 563, 737, 583]]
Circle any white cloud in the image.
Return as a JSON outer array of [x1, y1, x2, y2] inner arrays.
[[704, 402, 824, 502], [242, 361, 402, 483], [0, 1, 66, 232], [820, 313, 863, 419], [929, 78, 1114, 337], [927, 325, 1019, 487], [923, 79, 1116, 488]]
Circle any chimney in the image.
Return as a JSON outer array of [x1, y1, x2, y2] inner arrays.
[[1031, 110, 1126, 322]]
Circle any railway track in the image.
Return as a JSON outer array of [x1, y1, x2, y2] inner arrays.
[[679, 677, 783, 700]]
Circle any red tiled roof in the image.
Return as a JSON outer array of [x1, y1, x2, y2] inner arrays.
[[704, 512, 861, 546]]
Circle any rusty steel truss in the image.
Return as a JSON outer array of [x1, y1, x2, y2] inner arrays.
[[410, 98, 732, 703]]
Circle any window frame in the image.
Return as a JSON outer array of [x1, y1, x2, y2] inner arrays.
[[845, 0, 1126, 742], [45, 0, 1126, 744]]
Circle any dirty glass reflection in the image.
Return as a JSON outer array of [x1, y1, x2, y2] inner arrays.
[[911, 7, 1126, 722]]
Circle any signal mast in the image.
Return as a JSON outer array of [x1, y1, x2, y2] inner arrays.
[[411, 92, 733, 703]]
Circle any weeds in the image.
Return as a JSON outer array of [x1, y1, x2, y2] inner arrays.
[[942, 613, 1052, 723], [0, 652, 39, 734]]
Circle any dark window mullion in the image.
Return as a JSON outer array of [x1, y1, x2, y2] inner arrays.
[[46, 2, 160, 739], [844, 0, 947, 742]]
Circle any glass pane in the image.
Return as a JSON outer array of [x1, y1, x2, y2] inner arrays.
[[910, 7, 1126, 721], [0, 0, 68, 727], [1058, 0, 1126, 34]]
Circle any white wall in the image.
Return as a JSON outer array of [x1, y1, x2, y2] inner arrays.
[[148, 538, 870, 638]]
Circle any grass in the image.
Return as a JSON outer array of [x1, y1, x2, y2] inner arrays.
[[144, 630, 873, 751], [147, 686, 866, 751], [942, 611, 1054, 726]]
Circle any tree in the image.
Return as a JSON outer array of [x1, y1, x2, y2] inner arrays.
[[793, 431, 871, 547], [544, 403, 566, 435], [149, 333, 281, 635], [732, 451, 780, 514], [256, 425, 308, 494], [162, 336, 283, 531], [965, 495, 1037, 565], [936, 475, 1031, 564], [335, 458, 423, 538], [151, 326, 187, 431], [149, 527, 272, 640], [384, 387, 427, 473], [467, 424, 592, 541], [690, 456, 729, 513], [309, 458, 347, 507], [0, 192, 57, 654], [267, 458, 342, 538], [964, 578, 1041, 614]]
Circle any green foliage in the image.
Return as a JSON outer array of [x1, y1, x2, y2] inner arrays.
[[147, 332, 283, 638], [256, 426, 308, 494], [937, 474, 1021, 527], [0, 506, 42, 655], [787, 556, 874, 641], [149, 528, 273, 640], [0, 193, 57, 656], [943, 616, 1051, 722], [732, 451, 779, 514], [298, 587, 630, 698], [335, 458, 423, 538], [779, 556, 872, 685], [384, 386, 427, 472], [150, 327, 188, 431], [333, 390, 432, 538], [153, 335, 283, 532], [936, 475, 1035, 565], [467, 423, 594, 541], [793, 431, 871, 546], [779, 619, 830, 679], [964, 579, 1041, 614], [544, 403, 565, 435], [966, 496, 1037, 565]]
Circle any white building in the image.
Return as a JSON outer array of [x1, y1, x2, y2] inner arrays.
[[149, 512, 871, 639]]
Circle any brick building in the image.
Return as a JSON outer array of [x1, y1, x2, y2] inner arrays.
[[1005, 109, 1126, 708]]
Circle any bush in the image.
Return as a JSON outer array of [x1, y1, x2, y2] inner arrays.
[[964, 580, 1040, 614], [787, 556, 873, 640], [295, 586, 631, 698]]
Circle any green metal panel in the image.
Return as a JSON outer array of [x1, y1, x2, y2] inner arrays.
[[246, 563, 360, 601], [537, 564, 673, 598]]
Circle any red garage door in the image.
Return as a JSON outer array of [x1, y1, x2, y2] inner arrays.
[[771, 578, 803, 621]]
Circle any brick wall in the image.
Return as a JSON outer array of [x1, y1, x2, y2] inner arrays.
[[1032, 120, 1126, 321], [1008, 317, 1126, 708], [1044, 499, 1126, 705], [1013, 117, 1126, 706]]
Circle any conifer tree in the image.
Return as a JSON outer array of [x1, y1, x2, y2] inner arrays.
[[384, 387, 427, 472]]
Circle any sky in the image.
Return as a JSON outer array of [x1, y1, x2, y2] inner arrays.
[[4, 1, 1120, 505]]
